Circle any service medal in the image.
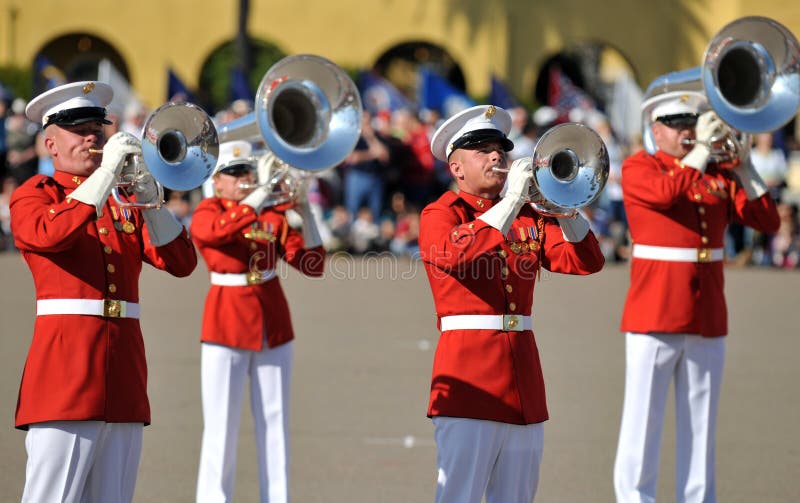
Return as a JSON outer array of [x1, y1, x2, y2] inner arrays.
[[122, 221, 136, 234]]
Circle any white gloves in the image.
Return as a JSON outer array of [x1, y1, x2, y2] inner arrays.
[[70, 132, 142, 216], [257, 151, 277, 185], [478, 157, 532, 234], [295, 200, 323, 249], [240, 185, 271, 211], [142, 207, 183, 246], [132, 167, 162, 207], [733, 158, 769, 200], [557, 213, 591, 242], [240, 152, 278, 211], [681, 112, 728, 173]]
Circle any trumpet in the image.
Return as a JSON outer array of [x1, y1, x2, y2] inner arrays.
[[496, 123, 609, 217]]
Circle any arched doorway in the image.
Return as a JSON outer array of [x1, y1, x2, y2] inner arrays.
[[198, 38, 286, 114], [372, 41, 468, 103], [34, 34, 129, 96]]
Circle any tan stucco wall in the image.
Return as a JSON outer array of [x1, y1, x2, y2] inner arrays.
[[1, 0, 799, 108]]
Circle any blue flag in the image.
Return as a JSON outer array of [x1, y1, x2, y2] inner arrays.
[[34, 55, 67, 90], [167, 68, 196, 103], [229, 67, 254, 102], [418, 67, 475, 119], [356, 70, 413, 114], [490, 75, 520, 110]]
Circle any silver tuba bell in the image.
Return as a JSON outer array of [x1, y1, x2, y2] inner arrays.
[[495, 123, 609, 217], [217, 54, 363, 173], [643, 16, 800, 155], [110, 102, 219, 208], [529, 123, 610, 217]]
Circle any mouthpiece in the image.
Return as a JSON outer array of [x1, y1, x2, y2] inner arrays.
[[88, 148, 103, 155], [491, 166, 509, 173]]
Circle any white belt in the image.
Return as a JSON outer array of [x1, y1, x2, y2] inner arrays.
[[440, 314, 532, 332], [632, 244, 724, 263], [36, 299, 140, 319], [210, 270, 277, 286]]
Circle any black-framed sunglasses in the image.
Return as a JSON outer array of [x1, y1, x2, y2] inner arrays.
[[656, 113, 699, 129]]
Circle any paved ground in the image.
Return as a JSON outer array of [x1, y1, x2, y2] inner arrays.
[[0, 252, 798, 502]]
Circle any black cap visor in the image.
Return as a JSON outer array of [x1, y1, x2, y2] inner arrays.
[[217, 161, 256, 177], [43, 106, 112, 129], [655, 113, 699, 129], [450, 128, 514, 157]]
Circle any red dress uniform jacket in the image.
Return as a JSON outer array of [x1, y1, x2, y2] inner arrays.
[[420, 191, 604, 425], [190, 198, 325, 351], [621, 150, 779, 337], [10, 171, 197, 429]]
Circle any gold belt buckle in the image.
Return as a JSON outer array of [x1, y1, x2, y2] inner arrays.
[[246, 271, 263, 286], [503, 314, 522, 331], [697, 248, 712, 263], [103, 299, 123, 318]]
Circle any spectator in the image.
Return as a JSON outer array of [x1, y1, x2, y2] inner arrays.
[[343, 111, 391, 221], [349, 207, 380, 254], [5, 98, 39, 185], [0, 176, 17, 251]]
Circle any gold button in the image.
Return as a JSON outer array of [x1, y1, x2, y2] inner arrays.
[[509, 302, 517, 311], [107, 264, 115, 273], [231, 212, 237, 218], [49, 208, 55, 214], [243, 207, 249, 214], [99, 227, 109, 235], [104, 245, 113, 254], [701, 236, 709, 244], [108, 284, 117, 293], [66, 197, 73, 203], [226, 201, 233, 208], [250, 242, 258, 250], [505, 284, 513, 293], [502, 267, 509, 276], [698, 207, 706, 215], [701, 221, 708, 229], [468, 223, 475, 229], [694, 193, 702, 201], [453, 230, 459, 236], [220, 219, 226, 225], [499, 250, 507, 258]]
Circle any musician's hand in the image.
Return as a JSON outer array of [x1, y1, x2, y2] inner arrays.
[[257, 151, 277, 185], [504, 156, 533, 202], [100, 132, 141, 177], [695, 111, 728, 145], [133, 168, 161, 206], [240, 186, 271, 212]]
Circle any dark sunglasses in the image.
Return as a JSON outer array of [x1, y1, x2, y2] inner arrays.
[[656, 113, 698, 129]]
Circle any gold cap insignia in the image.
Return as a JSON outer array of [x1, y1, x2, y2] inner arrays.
[[233, 147, 241, 157], [485, 105, 497, 119], [679, 94, 689, 103], [82, 82, 95, 94]]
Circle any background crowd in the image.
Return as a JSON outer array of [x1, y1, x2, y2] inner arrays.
[[1, 80, 800, 269]]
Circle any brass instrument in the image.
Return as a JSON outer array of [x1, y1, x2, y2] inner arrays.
[[494, 123, 609, 217], [102, 102, 218, 208], [216, 54, 362, 206], [643, 16, 800, 159]]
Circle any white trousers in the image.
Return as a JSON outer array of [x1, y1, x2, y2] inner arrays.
[[614, 332, 725, 503], [22, 421, 143, 503], [196, 341, 293, 503], [433, 416, 544, 503]]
